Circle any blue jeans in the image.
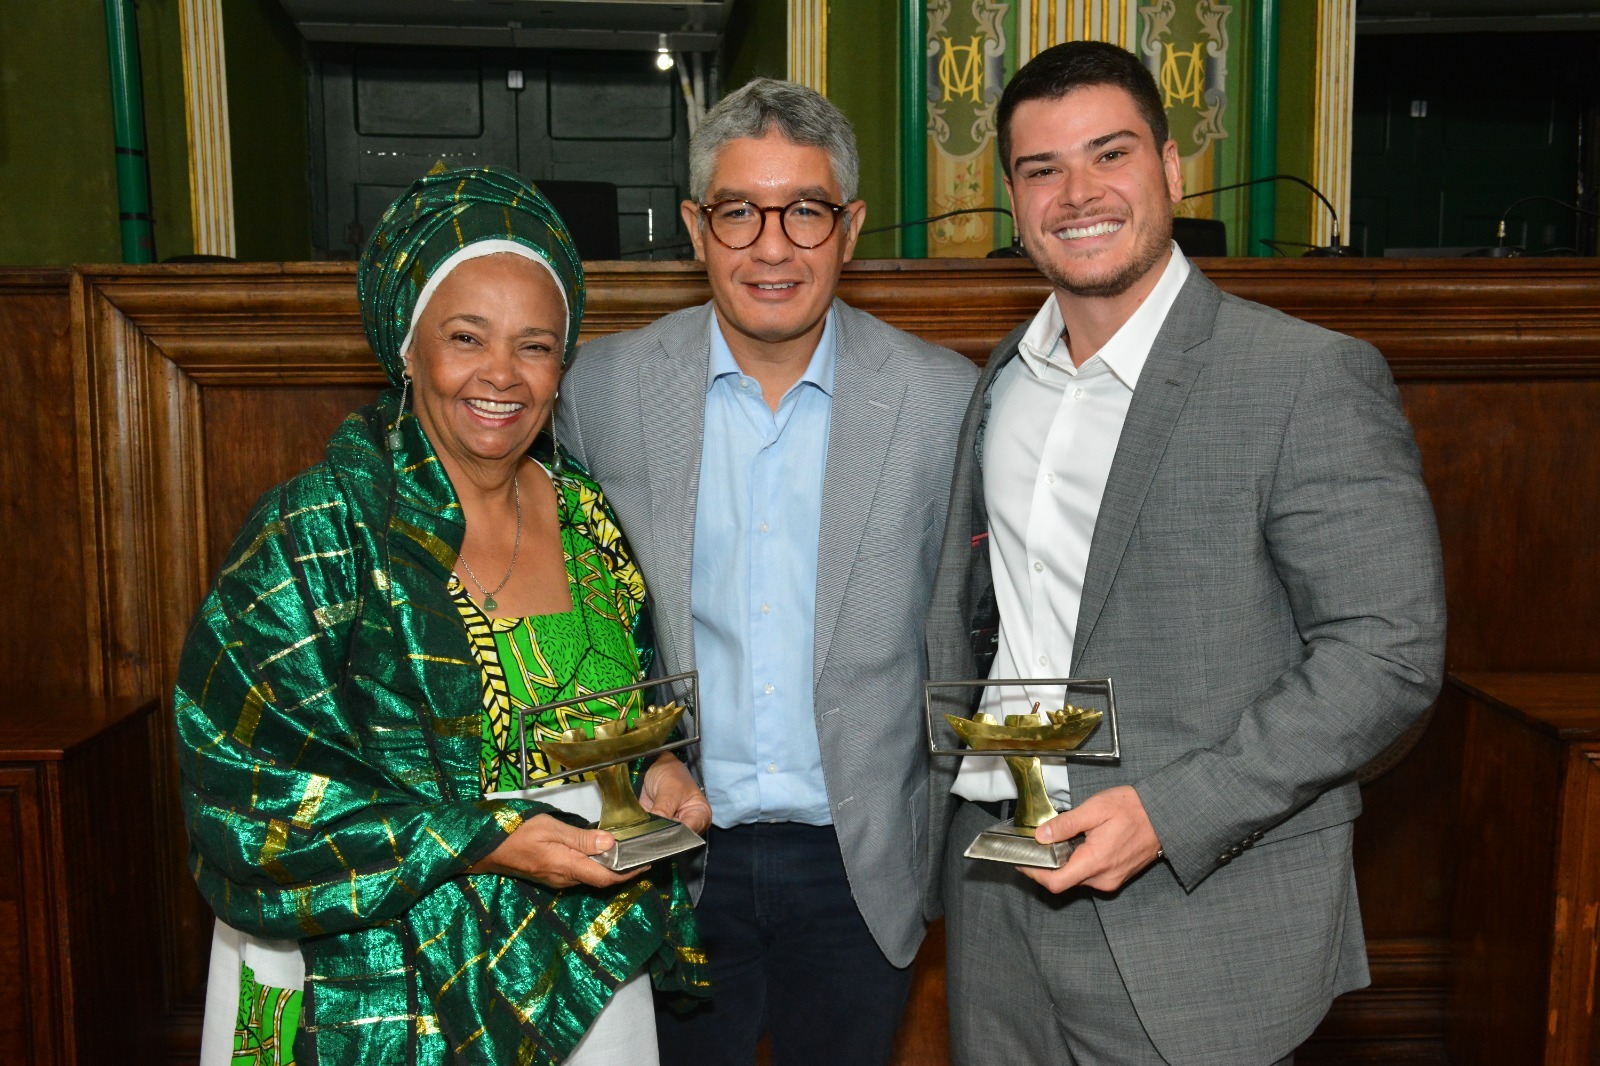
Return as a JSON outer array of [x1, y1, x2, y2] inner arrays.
[[656, 822, 913, 1066]]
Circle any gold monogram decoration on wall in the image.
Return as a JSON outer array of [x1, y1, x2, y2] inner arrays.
[[1139, 0, 1230, 155], [925, 0, 1010, 255], [939, 35, 988, 103]]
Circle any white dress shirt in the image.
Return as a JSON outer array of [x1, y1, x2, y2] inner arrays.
[[953, 246, 1191, 806]]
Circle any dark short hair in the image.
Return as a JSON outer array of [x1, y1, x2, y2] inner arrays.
[[997, 41, 1170, 174]]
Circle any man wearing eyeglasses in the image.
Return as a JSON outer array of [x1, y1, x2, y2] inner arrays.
[[557, 79, 977, 1065]]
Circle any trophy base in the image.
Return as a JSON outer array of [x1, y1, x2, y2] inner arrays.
[[964, 818, 1078, 869], [593, 817, 706, 872]]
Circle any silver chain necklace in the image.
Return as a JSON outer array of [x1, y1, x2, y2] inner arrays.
[[459, 473, 521, 611]]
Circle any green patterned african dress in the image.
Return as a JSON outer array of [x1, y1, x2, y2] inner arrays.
[[209, 448, 704, 1064], [230, 964, 303, 1065], [452, 467, 653, 794]]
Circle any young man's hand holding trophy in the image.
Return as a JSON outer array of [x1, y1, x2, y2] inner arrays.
[[928, 678, 1120, 869]]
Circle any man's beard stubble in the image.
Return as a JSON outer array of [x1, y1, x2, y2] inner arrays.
[[1025, 214, 1174, 299]]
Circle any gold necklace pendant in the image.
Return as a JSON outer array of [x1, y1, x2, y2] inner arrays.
[[459, 473, 521, 613]]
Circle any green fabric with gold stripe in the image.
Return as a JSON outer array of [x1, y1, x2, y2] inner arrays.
[[177, 400, 706, 1065]]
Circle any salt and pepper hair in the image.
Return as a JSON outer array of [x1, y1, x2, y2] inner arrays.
[[688, 78, 861, 203]]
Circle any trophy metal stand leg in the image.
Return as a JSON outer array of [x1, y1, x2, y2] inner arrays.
[[963, 819, 1078, 868], [963, 751, 1078, 869], [594, 817, 706, 871], [589, 762, 705, 871]]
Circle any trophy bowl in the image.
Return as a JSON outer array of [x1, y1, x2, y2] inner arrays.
[[525, 673, 706, 872], [924, 677, 1119, 870], [540, 702, 685, 770], [946, 706, 1103, 752]]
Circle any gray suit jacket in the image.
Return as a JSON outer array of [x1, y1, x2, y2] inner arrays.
[[558, 299, 977, 967], [926, 269, 1447, 1061]]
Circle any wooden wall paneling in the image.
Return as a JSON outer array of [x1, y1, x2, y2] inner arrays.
[[73, 269, 207, 1019], [54, 702, 164, 1064], [67, 258, 1600, 1064], [1549, 745, 1600, 1064], [1451, 688, 1563, 1062], [1449, 674, 1600, 1065], [0, 270, 90, 699], [198, 387, 380, 568], [1402, 378, 1600, 671], [0, 766, 61, 1064], [0, 696, 163, 1065], [71, 265, 383, 1048]]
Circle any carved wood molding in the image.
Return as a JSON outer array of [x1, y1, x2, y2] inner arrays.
[[0, 268, 71, 295], [1315, 937, 1449, 1042], [71, 271, 213, 1016], [69, 258, 1600, 383]]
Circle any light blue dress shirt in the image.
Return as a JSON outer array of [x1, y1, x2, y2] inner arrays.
[[691, 311, 836, 827]]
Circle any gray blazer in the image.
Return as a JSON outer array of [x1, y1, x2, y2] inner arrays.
[[557, 299, 977, 968], [926, 269, 1447, 1061]]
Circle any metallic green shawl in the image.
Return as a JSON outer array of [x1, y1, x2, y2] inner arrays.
[[177, 165, 703, 1063], [176, 401, 706, 1063]]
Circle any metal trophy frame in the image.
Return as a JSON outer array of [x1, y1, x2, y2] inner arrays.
[[518, 670, 704, 871], [925, 677, 1120, 868]]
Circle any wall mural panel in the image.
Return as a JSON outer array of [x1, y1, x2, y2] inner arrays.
[[920, 1, 1244, 258], [1139, 0, 1244, 252], [926, 0, 1010, 256]]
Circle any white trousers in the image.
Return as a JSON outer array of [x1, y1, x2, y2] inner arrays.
[[198, 780, 656, 1065]]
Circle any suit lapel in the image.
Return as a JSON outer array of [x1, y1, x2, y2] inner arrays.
[[639, 304, 712, 675], [813, 302, 908, 685], [1072, 272, 1221, 667]]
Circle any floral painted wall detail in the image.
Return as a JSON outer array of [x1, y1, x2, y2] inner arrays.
[[1138, 1, 1241, 242], [926, 0, 1011, 256]]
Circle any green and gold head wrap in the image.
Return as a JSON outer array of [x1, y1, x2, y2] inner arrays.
[[357, 165, 586, 386]]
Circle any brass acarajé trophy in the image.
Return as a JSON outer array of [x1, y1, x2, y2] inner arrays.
[[926, 678, 1119, 868], [520, 671, 705, 871]]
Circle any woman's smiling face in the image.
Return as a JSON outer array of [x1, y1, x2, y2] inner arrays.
[[406, 252, 567, 477]]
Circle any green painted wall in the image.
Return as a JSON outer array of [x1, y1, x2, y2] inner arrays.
[[0, 0, 1330, 267], [141, 0, 196, 260], [0, 0, 313, 265], [0, 2, 117, 265], [721, 0, 901, 258], [723, 0, 788, 86], [0, 0, 192, 265], [223, 0, 311, 260], [826, 0, 899, 259], [1272, 2, 1317, 252]]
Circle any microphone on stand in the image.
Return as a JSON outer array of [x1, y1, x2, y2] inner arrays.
[[1182, 174, 1353, 257], [1483, 195, 1600, 257], [860, 208, 1026, 257]]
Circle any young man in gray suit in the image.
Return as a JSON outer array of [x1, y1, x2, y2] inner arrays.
[[928, 43, 1447, 1064], [557, 79, 976, 1065]]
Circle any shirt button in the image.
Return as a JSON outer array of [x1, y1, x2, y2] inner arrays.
[[1033, 560, 1044, 572], [739, 378, 751, 389], [763, 683, 775, 696], [760, 603, 772, 615], [1072, 387, 1086, 400], [1044, 471, 1056, 484], [767, 762, 778, 774], [1038, 654, 1050, 667], [759, 522, 769, 533]]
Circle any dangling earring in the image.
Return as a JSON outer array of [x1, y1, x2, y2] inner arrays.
[[388, 371, 410, 452]]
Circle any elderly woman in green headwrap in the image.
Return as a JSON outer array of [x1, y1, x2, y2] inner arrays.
[[175, 166, 709, 1066]]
